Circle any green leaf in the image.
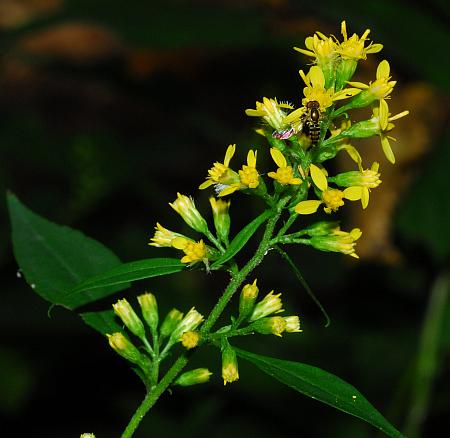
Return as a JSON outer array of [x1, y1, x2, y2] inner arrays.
[[7, 193, 128, 309], [236, 348, 405, 438], [211, 210, 273, 269], [69, 258, 184, 297], [81, 310, 121, 335]]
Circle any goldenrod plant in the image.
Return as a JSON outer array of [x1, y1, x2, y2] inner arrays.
[[8, 21, 409, 438]]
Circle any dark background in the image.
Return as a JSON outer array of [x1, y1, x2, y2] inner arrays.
[[1, 1, 450, 437]]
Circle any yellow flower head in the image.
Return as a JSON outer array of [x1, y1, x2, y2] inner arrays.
[[245, 97, 293, 130], [239, 150, 260, 189], [336, 20, 383, 60], [294, 32, 338, 65], [171, 237, 207, 264], [294, 164, 362, 215], [199, 144, 241, 196], [300, 66, 361, 110], [348, 60, 396, 101], [284, 316, 302, 333], [371, 99, 409, 164], [181, 331, 200, 349], [149, 223, 185, 247], [267, 148, 302, 185]]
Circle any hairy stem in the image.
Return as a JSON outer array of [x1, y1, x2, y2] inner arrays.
[[121, 355, 189, 438], [201, 197, 289, 334]]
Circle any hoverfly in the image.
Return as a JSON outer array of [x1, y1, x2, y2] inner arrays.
[[272, 100, 322, 145]]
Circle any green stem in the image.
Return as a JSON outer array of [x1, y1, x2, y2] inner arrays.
[[277, 213, 298, 238], [121, 355, 189, 438], [201, 197, 289, 334], [205, 230, 225, 253]]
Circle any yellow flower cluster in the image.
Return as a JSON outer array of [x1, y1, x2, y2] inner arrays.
[[148, 21, 408, 264]]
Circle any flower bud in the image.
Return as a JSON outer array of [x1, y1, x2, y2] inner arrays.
[[209, 197, 231, 244], [221, 343, 239, 385], [170, 307, 204, 342], [303, 221, 340, 237], [335, 59, 358, 91], [169, 193, 209, 234], [149, 223, 186, 247], [284, 316, 302, 333], [80, 434, 96, 438], [181, 331, 200, 349], [310, 228, 362, 258], [332, 165, 381, 189], [251, 316, 286, 337], [175, 368, 212, 387], [249, 291, 284, 322], [107, 332, 143, 365], [137, 292, 158, 335], [238, 279, 259, 322], [112, 298, 146, 340], [160, 308, 184, 339]]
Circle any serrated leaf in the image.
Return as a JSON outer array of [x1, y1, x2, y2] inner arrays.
[[69, 258, 185, 298], [211, 210, 273, 269], [7, 193, 128, 309], [236, 348, 405, 438]]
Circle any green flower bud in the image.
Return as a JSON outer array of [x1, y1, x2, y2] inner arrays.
[[169, 193, 209, 234], [284, 316, 302, 333], [335, 59, 358, 91], [303, 221, 340, 237], [340, 118, 380, 139], [310, 228, 362, 259], [331, 165, 381, 189], [137, 292, 159, 335], [209, 197, 231, 244], [160, 308, 184, 339], [221, 343, 239, 385], [249, 291, 284, 322], [175, 368, 212, 387], [251, 316, 287, 337], [80, 434, 96, 438], [112, 298, 145, 340], [238, 279, 259, 322], [170, 307, 204, 343], [107, 332, 143, 365]]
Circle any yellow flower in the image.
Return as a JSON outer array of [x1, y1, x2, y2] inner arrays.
[[376, 100, 409, 164], [348, 60, 396, 102], [149, 223, 186, 247], [199, 144, 241, 196], [245, 97, 293, 130], [336, 20, 383, 60], [332, 162, 382, 209], [169, 193, 208, 234], [171, 237, 207, 264], [310, 227, 362, 258], [299, 65, 361, 110], [238, 150, 260, 189], [267, 148, 302, 185], [294, 32, 337, 65], [181, 331, 200, 349], [295, 163, 362, 214]]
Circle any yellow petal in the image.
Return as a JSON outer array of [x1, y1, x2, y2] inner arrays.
[[309, 66, 325, 89], [350, 228, 362, 240], [284, 107, 305, 124], [376, 60, 390, 80], [339, 144, 362, 169], [224, 144, 236, 167], [346, 81, 369, 89], [218, 185, 239, 197], [332, 88, 361, 100], [172, 237, 189, 250], [379, 99, 389, 130], [270, 148, 287, 168], [371, 162, 379, 172], [366, 43, 383, 54], [389, 110, 409, 122], [245, 109, 265, 117], [343, 186, 362, 201], [247, 150, 257, 167], [341, 20, 348, 40], [309, 164, 328, 191], [304, 36, 315, 50], [294, 47, 315, 57], [381, 136, 395, 164], [199, 180, 213, 190], [299, 69, 309, 86], [361, 187, 369, 209], [294, 200, 322, 215]]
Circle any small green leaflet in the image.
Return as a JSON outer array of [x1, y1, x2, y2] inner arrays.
[[211, 209, 273, 269], [236, 348, 405, 438]]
